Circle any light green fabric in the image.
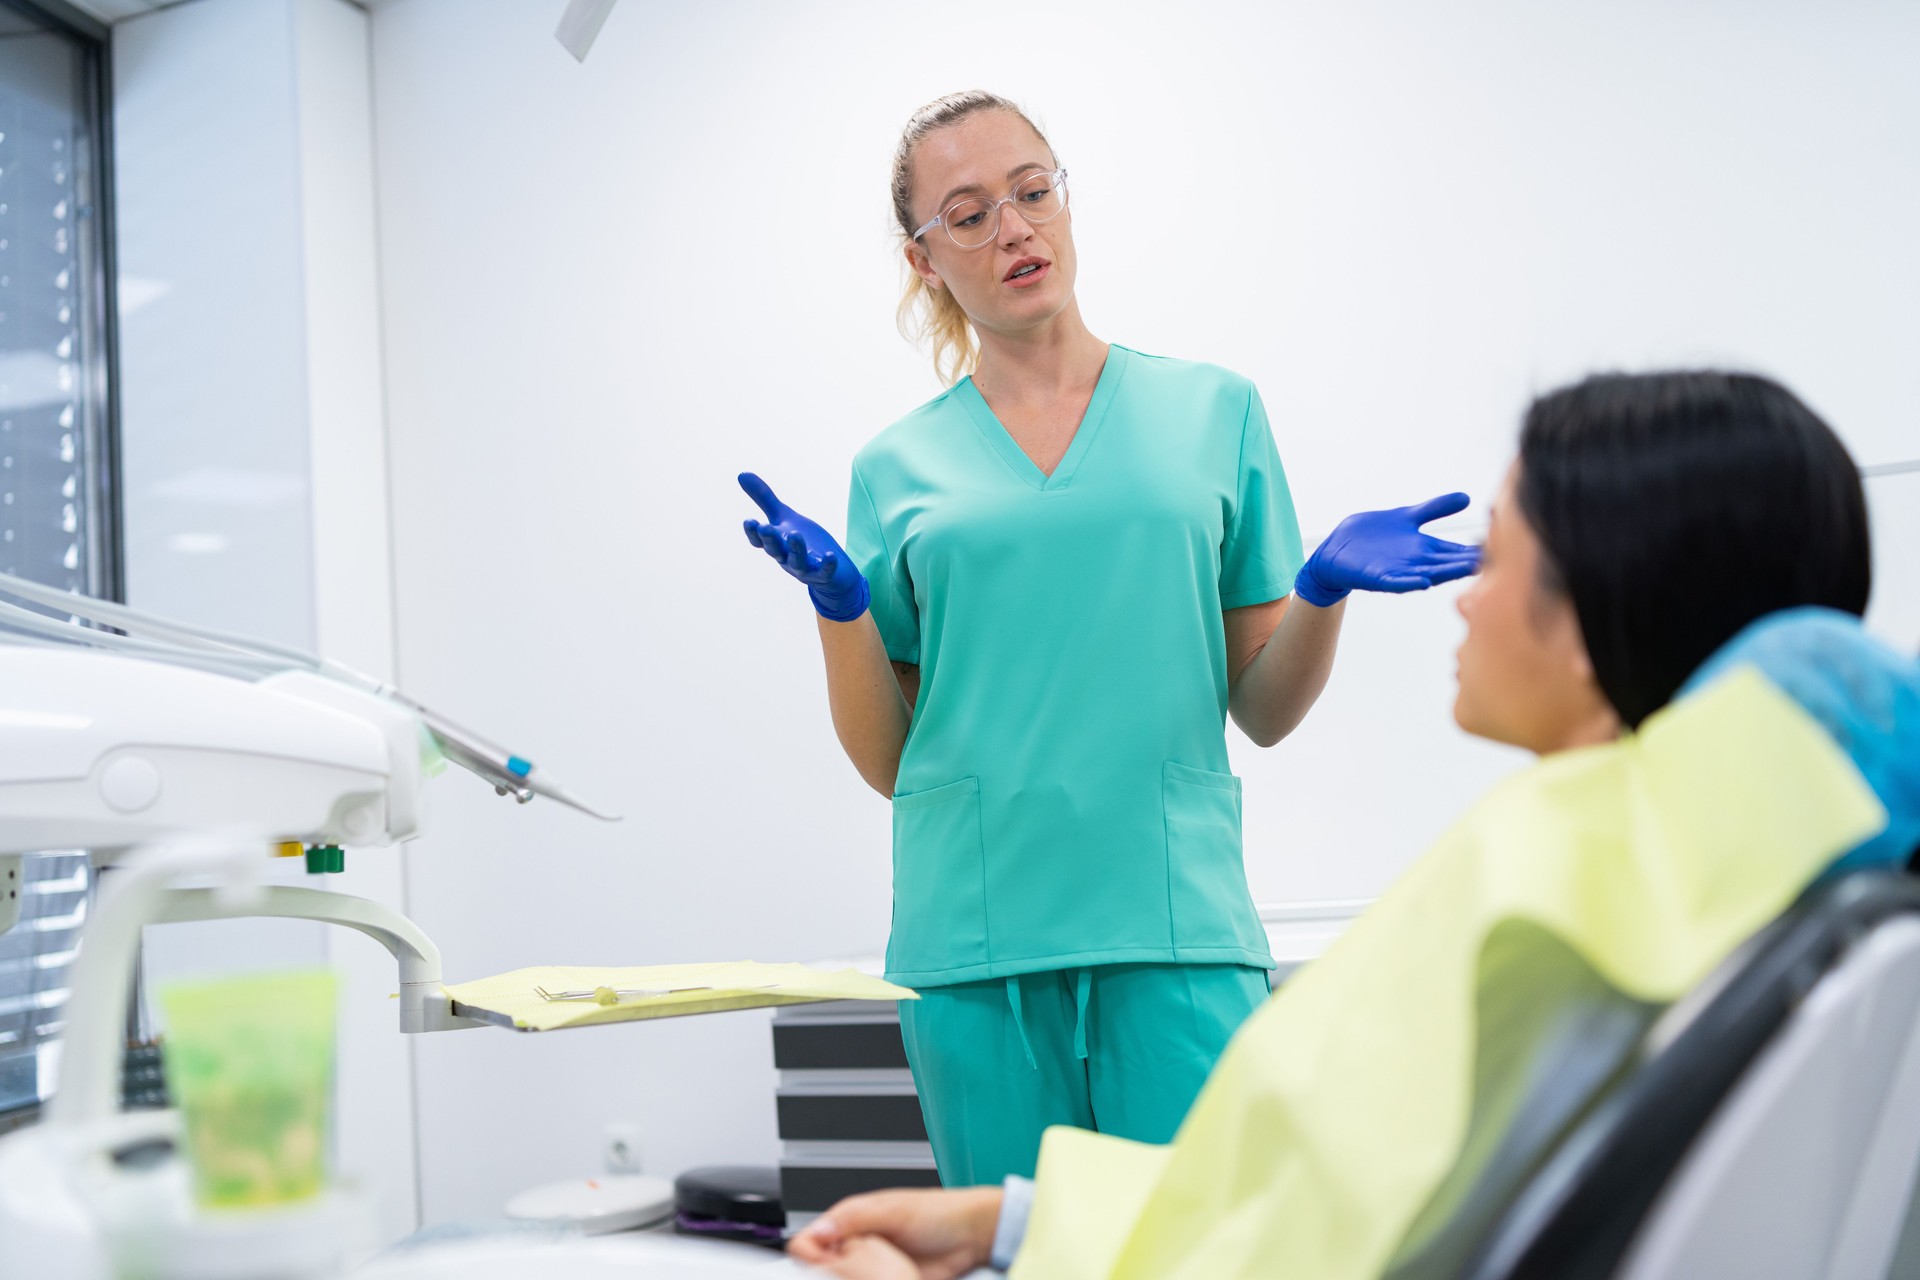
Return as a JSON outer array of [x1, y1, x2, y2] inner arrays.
[[848, 345, 1306, 986], [1011, 669, 1888, 1280], [899, 963, 1271, 1186]]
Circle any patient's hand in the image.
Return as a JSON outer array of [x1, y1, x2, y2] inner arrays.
[[796, 1234, 922, 1280], [787, 1187, 1002, 1279]]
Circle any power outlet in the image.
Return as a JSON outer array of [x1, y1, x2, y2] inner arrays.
[[604, 1121, 644, 1174]]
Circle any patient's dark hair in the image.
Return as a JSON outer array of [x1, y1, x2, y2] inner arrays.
[[1517, 370, 1871, 730]]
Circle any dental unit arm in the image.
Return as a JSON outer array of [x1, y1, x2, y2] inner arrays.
[[0, 568, 619, 820]]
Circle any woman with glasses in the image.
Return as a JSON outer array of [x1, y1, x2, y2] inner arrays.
[[737, 91, 1477, 1187]]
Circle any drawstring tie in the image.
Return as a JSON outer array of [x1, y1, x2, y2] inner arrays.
[[1005, 971, 1093, 1070], [1073, 968, 1091, 1061], [1005, 976, 1038, 1071]]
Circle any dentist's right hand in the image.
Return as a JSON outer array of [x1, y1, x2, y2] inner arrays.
[[739, 472, 871, 622]]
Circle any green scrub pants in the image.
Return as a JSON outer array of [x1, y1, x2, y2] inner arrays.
[[898, 962, 1271, 1186]]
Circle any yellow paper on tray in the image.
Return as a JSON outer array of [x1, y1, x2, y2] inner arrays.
[[443, 961, 916, 1031]]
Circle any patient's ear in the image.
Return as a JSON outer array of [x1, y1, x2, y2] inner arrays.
[[1567, 630, 1597, 685], [1563, 626, 1624, 738], [1548, 598, 1621, 733], [1538, 591, 1592, 682]]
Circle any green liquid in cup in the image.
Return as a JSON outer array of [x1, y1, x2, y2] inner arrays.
[[158, 969, 337, 1209]]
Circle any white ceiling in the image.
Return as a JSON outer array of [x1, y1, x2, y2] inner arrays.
[[62, 0, 173, 21], [64, 0, 376, 24]]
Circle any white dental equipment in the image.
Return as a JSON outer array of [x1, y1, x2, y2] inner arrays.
[[0, 576, 618, 1277]]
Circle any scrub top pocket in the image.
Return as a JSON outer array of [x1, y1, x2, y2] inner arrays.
[[889, 777, 989, 976], [1164, 762, 1267, 955]]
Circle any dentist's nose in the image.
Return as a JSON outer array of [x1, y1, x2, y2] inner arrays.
[[996, 201, 1034, 250]]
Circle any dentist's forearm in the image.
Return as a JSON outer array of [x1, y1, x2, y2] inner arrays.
[[1229, 597, 1344, 747], [818, 611, 912, 796]]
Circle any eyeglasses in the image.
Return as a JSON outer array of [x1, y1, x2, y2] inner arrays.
[[912, 168, 1069, 250]]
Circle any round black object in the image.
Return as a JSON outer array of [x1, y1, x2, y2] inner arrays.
[[675, 1164, 783, 1225], [673, 1164, 785, 1245]]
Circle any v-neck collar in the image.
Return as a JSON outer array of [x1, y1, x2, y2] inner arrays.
[[956, 344, 1129, 492]]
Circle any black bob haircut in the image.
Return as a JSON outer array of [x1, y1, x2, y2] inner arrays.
[[1517, 370, 1871, 730]]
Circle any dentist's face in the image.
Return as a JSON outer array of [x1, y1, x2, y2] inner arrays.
[[903, 111, 1077, 341], [1454, 467, 1619, 754]]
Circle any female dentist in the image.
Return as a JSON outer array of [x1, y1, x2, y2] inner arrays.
[[738, 90, 1478, 1187]]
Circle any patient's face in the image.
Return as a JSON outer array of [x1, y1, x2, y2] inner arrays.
[[1454, 467, 1621, 754]]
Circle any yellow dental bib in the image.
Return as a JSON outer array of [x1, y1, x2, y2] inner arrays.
[[1013, 670, 1887, 1279]]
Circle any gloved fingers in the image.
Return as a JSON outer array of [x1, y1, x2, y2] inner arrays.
[[1415, 533, 1482, 559], [799, 547, 833, 583], [750, 524, 784, 562], [1373, 547, 1482, 589], [737, 472, 788, 523], [1421, 557, 1482, 586], [1404, 491, 1472, 527], [1412, 548, 1483, 574], [1369, 571, 1436, 593], [781, 531, 814, 574], [814, 549, 841, 583], [756, 525, 794, 563], [1388, 559, 1477, 590], [748, 521, 793, 562]]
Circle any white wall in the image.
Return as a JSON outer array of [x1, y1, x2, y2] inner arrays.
[[114, 0, 330, 1022], [116, 0, 315, 648], [288, 0, 417, 1247], [366, 0, 1920, 1222], [113, 0, 416, 1247]]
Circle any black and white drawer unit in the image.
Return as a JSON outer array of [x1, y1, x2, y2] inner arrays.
[[772, 999, 937, 1227]]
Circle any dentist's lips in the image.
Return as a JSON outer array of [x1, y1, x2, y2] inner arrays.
[[1004, 259, 1050, 288]]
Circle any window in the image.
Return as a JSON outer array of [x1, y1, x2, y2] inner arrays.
[[0, 854, 87, 1117], [0, 0, 121, 1123]]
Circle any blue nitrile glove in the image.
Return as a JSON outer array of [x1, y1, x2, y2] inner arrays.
[[738, 472, 871, 622], [1294, 492, 1483, 608]]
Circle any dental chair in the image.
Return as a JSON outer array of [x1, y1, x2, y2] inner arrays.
[[1457, 867, 1920, 1280]]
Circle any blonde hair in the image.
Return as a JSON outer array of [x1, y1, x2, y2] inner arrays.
[[890, 91, 1055, 387]]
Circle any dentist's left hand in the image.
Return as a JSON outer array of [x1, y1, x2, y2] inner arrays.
[[1293, 492, 1483, 607], [739, 472, 870, 622]]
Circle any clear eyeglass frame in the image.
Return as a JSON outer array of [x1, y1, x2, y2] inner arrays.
[[912, 167, 1070, 250]]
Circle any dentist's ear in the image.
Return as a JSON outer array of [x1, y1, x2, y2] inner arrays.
[[904, 241, 942, 293]]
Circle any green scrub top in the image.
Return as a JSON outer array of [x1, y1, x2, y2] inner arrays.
[[848, 344, 1306, 987]]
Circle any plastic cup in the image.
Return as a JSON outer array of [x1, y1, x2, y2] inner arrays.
[[158, 969, 338, 1209]]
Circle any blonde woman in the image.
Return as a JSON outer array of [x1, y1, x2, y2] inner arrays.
[[738, 91, 1476, 1186]]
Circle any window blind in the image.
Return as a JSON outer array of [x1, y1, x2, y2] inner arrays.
[[0, 0, 118, 1119], [0, 853, 85, 1111]]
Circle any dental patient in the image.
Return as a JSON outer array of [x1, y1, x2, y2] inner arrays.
[[788, 370, 1920, 1280]]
